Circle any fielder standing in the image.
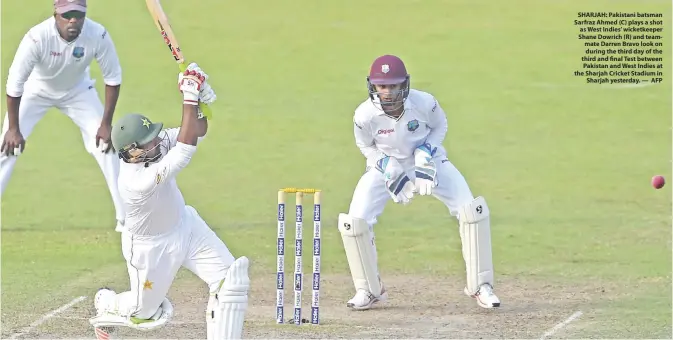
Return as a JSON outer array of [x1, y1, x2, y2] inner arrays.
[[90, 63, 250, 340], [1, 0, 125, 230], [337, 55, 501, 310]]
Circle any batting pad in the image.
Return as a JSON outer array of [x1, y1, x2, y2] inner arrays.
[[206, 295, 217, 340], [209, 256, 250, 340], [458, 196, 494, 295], [338, 213, 382, 296]]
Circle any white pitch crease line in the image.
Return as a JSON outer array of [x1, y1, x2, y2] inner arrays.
[[9, 296, 87, 339], [539, 311, 583, 340], [54, 315, 203, 325]]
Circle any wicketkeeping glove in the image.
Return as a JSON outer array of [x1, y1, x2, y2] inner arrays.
[[376, 156, 415, 204], [413, 143, 438, 195]]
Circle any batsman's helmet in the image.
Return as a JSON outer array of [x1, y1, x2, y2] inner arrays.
[[367, 54, 410, 111], [111, 113, 163, 161]]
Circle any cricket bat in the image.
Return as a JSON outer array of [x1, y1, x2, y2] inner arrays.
[[144, 0, 213, 119]]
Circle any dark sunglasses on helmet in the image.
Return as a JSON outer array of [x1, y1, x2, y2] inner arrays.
[[61, 11, 85, 20]]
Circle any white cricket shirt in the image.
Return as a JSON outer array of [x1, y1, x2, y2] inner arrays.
[[353, 89, 449, 169], [5, 16, 122, 99], [118, 129, 199, 236]]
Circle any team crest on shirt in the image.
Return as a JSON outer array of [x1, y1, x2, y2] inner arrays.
[[156, 166, 168, 185], [72, 47, 85, 59], [407, 119, 419, 132]]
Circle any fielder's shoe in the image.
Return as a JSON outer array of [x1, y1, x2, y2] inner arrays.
[[464, 283, 500, 308], [347, 286, 387, 310], [94, 288, 116, 314]]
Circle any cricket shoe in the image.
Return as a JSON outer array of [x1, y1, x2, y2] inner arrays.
[[347, 286, 387, 310], [94, 288, 116, 314], [464, 283, 500, 308]]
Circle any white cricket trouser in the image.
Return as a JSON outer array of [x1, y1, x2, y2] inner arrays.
[[115, 205, 235, 319], [0, 84, 125, 222], [348, 155, 475, 271], [349, 155, 474, 224]]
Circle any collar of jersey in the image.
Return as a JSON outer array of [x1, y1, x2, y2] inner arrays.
[[373, 98, 415, 122]]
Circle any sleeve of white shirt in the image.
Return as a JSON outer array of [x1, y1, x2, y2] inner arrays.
[[161, 128, 206, 149], [136, 142, 197, 193], [425, 97, 448, 147], [162, 128, 181, 149], [353, 114, 386, 164], [5, 31, 42, 97], [95, 29, 122, 86]]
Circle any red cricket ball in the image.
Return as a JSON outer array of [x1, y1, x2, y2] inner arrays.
[[651, 175, 665, 189]]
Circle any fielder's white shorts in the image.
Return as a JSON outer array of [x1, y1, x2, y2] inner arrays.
[[0, 82, 125, 222]]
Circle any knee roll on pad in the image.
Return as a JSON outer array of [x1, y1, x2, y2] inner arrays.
[[458, 196, 494, 294], [338, 213, 382, 296], [207, 256, 250, 340]]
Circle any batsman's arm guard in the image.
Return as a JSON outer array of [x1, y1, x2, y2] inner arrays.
[[459, 196, 494, 295], [89, 297, 173, 331], [338, 213, 382, 296], [207, 256, 250, 340]]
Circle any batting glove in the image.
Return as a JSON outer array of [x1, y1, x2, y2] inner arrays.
[[376, 156, 415, 204], [178, 63, 217, 105], [178, 74, 204, 106], [199, 82, 217, 105], [182, 63, 216, 105], [413, 143, 438, 195]]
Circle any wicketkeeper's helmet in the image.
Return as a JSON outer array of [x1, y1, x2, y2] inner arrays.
[[367, 54, 410, 112]]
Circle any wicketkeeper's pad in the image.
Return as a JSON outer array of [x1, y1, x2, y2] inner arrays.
[[338, 213, 382, 296], [459, 196, 494, 295]]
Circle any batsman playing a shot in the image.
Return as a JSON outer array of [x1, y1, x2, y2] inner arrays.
[[89, 63, 250, 340], [1, 0, 126, 231], [337, 55, 501, 310]]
